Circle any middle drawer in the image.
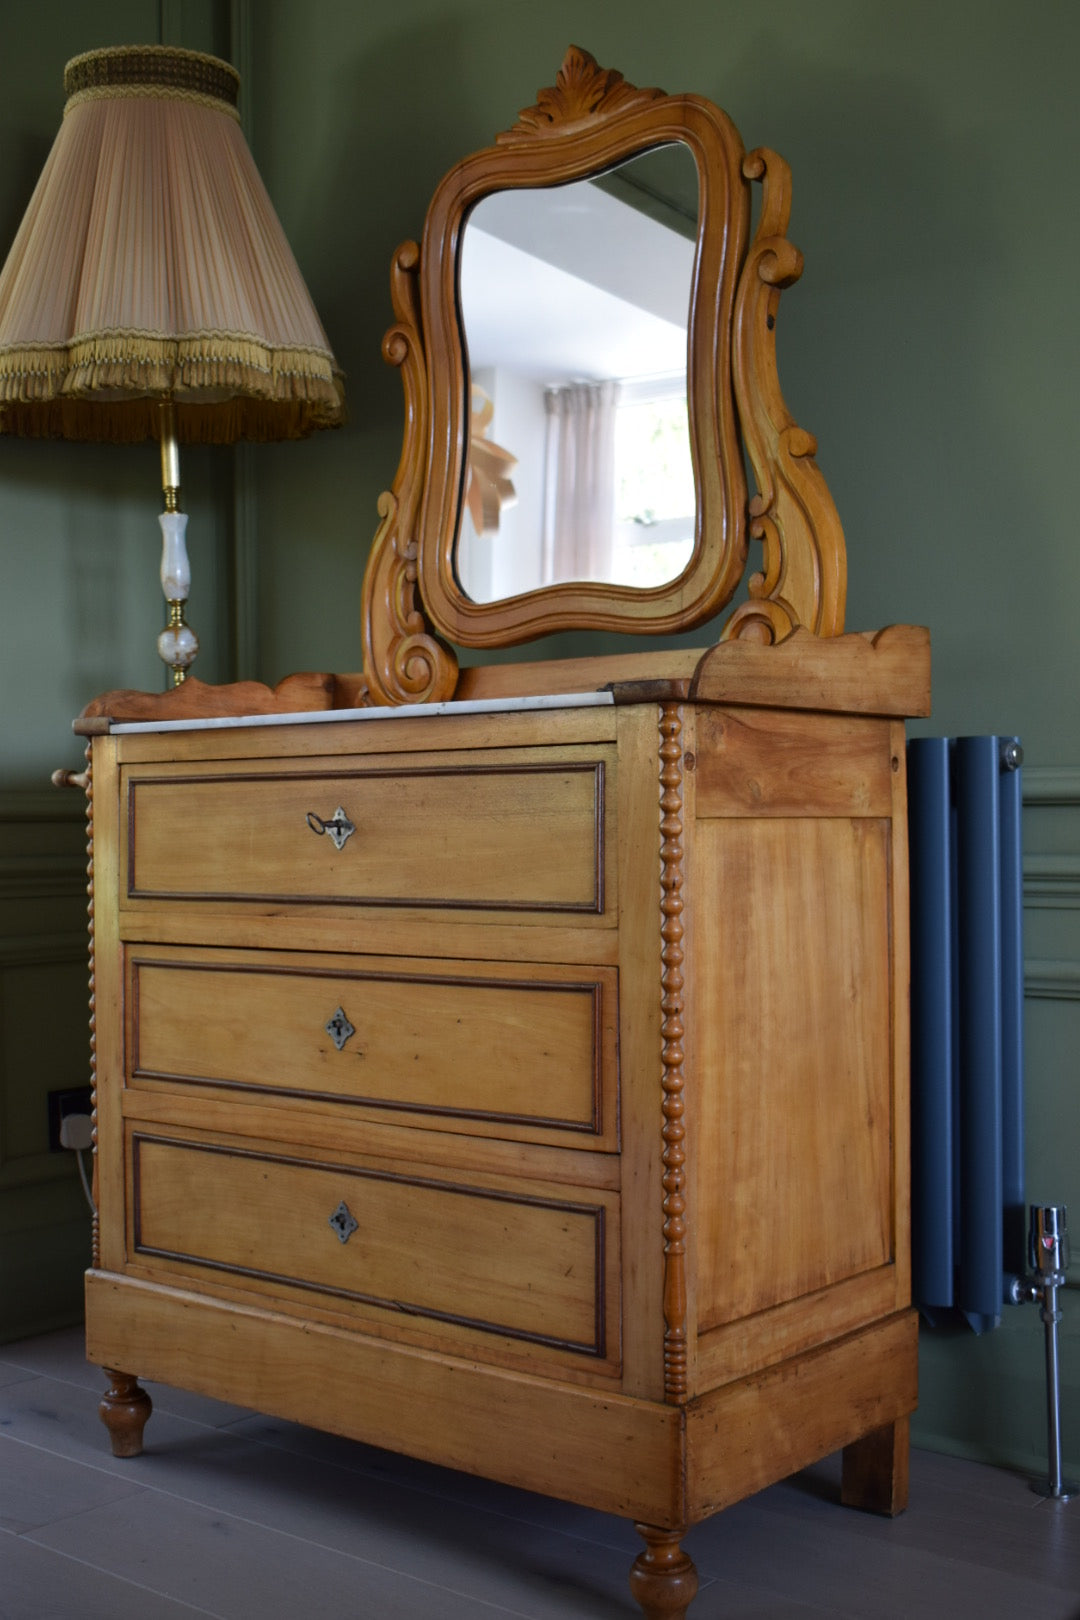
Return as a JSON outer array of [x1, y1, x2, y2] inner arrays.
[[126, 946, 619, 1151]]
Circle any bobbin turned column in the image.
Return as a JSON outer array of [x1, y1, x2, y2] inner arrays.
[[630, 1525, 699, 1619], [99, 1369, 153, 1457]]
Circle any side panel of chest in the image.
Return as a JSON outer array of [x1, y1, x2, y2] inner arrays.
[[682, 707, 911, 1393]]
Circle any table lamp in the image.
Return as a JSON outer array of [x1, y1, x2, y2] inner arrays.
[[0, 44, 344, 683]]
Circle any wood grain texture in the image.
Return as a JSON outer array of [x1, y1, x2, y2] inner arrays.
[[124, 754, 609, 914], [356, 240, 458, 706], [691, 624, 931, 715], [129, 1131, 614, 1359], [723, 147, 846, 642], [116, 906, 621, 966], [694, 1265, 905, 1391], [693, 707, 894, 818], [84, 652, 922, 1611], [842, 1415, 911, 1516], [128, 949, 618, 1148], [78, 671, 340, 726], [118, 1087, 620, 1195], [693, 814, 894, 1331], [455, 648, 704, 700], [888, 720, 914, 1306], [685, 1311, 918, 1519], [112, 704, 619, 762], [85, 1270, 686, 1524]]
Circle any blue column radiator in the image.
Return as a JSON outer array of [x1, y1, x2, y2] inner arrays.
[[907, 736, 1025, 1332]]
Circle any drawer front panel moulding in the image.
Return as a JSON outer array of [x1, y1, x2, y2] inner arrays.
[[124, 760, 609, 914], [127, 949, 617, 1147], [130, 1132, 615, 1360]]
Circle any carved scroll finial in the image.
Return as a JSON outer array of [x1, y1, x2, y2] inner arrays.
[[659, 703, 689, 1404], [499, 46, 664, 142], [723, 147, 847, 644]]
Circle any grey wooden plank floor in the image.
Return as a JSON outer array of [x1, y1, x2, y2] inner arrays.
[[1, 1327, 1078, 1619]]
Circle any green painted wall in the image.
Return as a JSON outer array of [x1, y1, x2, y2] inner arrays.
[[0, 0, 234, 790], [0, 0, 236, 1339], [1, 0, 1077, 1483], [247, 0, 1080, 1479]]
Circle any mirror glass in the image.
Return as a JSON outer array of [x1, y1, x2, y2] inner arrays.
[[456, 144, 699, 605]]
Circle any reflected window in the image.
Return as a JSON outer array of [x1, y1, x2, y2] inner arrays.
[[456, 147, 698, 604], [612, 376, 695, 588]]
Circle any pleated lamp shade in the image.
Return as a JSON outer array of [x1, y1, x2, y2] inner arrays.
[[0, 44, 344, 684], [0, 44, 344, 443]]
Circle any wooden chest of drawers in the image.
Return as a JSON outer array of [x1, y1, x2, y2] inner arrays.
[[80, 672, 920, 1612]]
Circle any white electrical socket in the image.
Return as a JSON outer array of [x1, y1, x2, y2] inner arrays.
[[59, 1112, 93, 1151]]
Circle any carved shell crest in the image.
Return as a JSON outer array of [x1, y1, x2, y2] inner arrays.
[[500, 45, 664, 141]]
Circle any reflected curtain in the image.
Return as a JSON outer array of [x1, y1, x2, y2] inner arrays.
[[541, 380, 617, 585]]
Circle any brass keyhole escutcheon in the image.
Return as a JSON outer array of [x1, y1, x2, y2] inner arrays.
[[329, 1201, 359, 1245], [305, 806, 356, 850], [325, 1007, 355, 1051]]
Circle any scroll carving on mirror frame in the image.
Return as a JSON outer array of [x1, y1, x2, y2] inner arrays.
[[358, 241, 458, 706], [414, 47, 754, 651], [498, 44, 665, 141], [358, 46, 851, 701], [723, 148, 847, 643]]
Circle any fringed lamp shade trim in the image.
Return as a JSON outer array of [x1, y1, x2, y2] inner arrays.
[[0, 336, 342, 441], [0, 46, 344, 443]]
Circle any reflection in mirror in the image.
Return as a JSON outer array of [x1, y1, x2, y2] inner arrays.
[[456, 144, 699, 605]]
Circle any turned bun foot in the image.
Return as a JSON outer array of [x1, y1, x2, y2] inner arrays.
[[99, 1368, 153, 1458], [630, 1524, 699, 1619]]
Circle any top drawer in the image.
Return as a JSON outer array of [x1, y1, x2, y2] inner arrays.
[[123, 749, 611, 915]]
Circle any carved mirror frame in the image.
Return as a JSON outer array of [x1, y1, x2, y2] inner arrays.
[[360, 47, 847, 706]]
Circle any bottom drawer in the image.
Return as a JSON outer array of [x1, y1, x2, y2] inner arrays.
[[129, 1131, 613, 1362]]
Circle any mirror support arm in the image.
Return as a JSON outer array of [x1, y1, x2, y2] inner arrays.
[[359, 240, 459, 706], [723, 148, 847, 643]]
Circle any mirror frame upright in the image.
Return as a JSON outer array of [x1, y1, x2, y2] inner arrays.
[[360, 47, 848, 706]]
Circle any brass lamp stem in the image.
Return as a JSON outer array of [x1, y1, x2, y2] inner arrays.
[[156, 399, 198, 684], [159, 398, 181, 509]]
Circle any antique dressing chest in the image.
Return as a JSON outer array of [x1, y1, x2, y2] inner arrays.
[[67, 49, 929, 1619]]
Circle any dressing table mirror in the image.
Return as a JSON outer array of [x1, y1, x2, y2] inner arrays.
[[68, 47, 930, 1620]]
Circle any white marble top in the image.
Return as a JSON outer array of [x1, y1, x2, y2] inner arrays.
[[109, 690, 616, 735]]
